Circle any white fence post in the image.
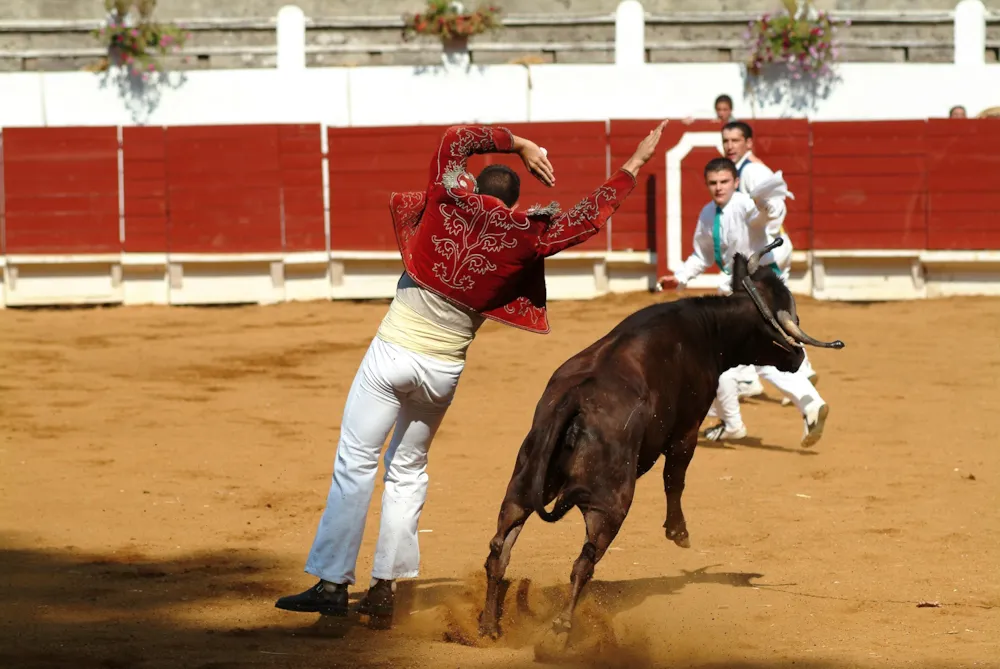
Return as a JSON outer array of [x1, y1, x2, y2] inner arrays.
[[615, 0, 645, 66], [277, 5, 307, 70], [954, 0, 986, 66]]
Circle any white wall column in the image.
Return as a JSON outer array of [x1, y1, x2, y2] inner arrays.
[[276, 5, 307, 70], [954, 0, 986, 66], [614, 0, 645, 66]]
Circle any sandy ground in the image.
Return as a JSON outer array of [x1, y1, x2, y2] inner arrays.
[[1, 290, 999, 669]]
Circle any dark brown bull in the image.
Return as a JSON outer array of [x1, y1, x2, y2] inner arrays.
[[477, 237, 844, 648]]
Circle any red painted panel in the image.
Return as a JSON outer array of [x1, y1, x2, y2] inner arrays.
[[1, 127, 120, 254], [123, 127, 167, 253], [925, 119, 1000, 250], [813, 228, 927, 250], [327, 122, 607, 253], [810, 121, 927, 250], [164, 125, 282, 254], [608, 119, 688, 258], [328, 124, 447, 250], [0, 132, 5, 255], [278, 124, 324, 252], [810, 120, 929, 137], [467, 121, 609, 252]]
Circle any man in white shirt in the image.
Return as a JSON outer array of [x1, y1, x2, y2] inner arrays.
[[657, 157, 829, 447], [722, 121, 819, 403]]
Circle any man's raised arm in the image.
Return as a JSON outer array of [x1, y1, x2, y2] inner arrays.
[[429, 125, 556, 188], [536, 120, 668, 257]]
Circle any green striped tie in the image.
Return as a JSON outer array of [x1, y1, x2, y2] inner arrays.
[[712, 205, 728, 274]]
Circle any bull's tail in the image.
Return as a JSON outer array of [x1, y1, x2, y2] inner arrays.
[[529, 398, 588, 524]]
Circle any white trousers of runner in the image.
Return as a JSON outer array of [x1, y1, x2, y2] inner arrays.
[[304, 336, 464, 585], [711, 357, 824, 431], [711, 259, 819, 427]]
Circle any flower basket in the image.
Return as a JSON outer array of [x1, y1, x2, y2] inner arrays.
[[745, 0, 845, 81], [402, 1, 502, 42], [91, 0, 189, 78]]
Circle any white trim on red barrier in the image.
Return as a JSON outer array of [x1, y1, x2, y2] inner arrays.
[[5, 254, 122, 264], [166, 253, 285, 263], [664, 131, 724, 273], [812, 249, 923, 258], [920, 250, 1000, 263]]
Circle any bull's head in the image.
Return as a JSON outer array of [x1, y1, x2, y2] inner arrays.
[[731, 238, 845, 354]]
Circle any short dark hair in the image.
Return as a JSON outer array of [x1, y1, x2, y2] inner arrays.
[[476, 164, 520, 207], [722, 120, 753, 140], [704, 157, 738, 180], [715, 94, 733, 108]]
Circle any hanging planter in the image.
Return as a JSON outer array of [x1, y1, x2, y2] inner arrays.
[[745, 0, 845, 81], [402, 0, 502, 69], [90, 0, 189, 79]]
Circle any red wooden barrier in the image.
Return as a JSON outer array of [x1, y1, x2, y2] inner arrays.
[[327, 125, 447, 251], [1, 127, 120, 254], [608, 119, 671, 253], [277, 124, 325, 252], [3, 120, 1000, 260], [165, 125, 285, 254], [810, 121, 928, 250], [925, 119, 1000, 250], [745, 119, 812, 250], [327, 122, 608, 252], [467, 121, 610, 252], [122, 127, 167, 253]]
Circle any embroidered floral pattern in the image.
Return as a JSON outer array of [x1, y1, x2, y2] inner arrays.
[[540, 184, 619, 245], [502, 296, 546, 325], [390, 191, 428, 262], [389, 126, 635, 335], [437, 126, 501, 185], [430, 194, 530, 291]]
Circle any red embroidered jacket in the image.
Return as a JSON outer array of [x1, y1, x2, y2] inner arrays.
[[388, 125, 637, 334]]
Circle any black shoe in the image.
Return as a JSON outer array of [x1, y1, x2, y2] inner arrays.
[[274, 580, 348, 616], [356, 579, 394, 629]]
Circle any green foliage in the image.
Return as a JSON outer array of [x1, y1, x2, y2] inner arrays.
[[745, 1, 846, 80], [91, 1, 189, 77]]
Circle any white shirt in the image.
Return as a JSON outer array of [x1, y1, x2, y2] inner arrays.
[[734, 152, 792, 267], [674, 191, 771, 287]]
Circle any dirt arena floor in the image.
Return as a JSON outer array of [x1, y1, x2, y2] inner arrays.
[[2, 290, 999, 669]]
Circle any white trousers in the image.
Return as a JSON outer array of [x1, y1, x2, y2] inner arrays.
[[711, 356, 824, 431], [711, 259, 821, 429], [304, 336, 464, 585]]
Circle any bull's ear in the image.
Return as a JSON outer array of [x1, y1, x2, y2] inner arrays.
[[731, 252, 750, 291]]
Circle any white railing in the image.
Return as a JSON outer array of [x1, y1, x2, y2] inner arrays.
[[0, 2, 992, 67]]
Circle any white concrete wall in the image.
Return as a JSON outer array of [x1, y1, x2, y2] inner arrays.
[[2, 62, 999, 128]]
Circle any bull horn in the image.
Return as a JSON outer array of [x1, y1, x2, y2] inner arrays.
[[776, 309, 846, 349], [740, 276, 800, 350], [747, 237, 784, 275]]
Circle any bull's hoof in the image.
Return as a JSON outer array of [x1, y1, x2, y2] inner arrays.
[[477, 611, 501, 640], [665, 526, 691, 548]]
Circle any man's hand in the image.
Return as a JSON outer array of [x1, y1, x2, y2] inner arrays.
[[656, 274, 680, 291], [512, 135, 555, 187], [622, 120, 669, 177]]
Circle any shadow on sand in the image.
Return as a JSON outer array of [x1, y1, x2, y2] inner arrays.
[[0, 537, 989, 669]]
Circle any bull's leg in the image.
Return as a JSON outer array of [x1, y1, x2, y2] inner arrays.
[[545, 504, 628, 650], [479, 496, 532, 639], [663, 427, 698, 548]]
